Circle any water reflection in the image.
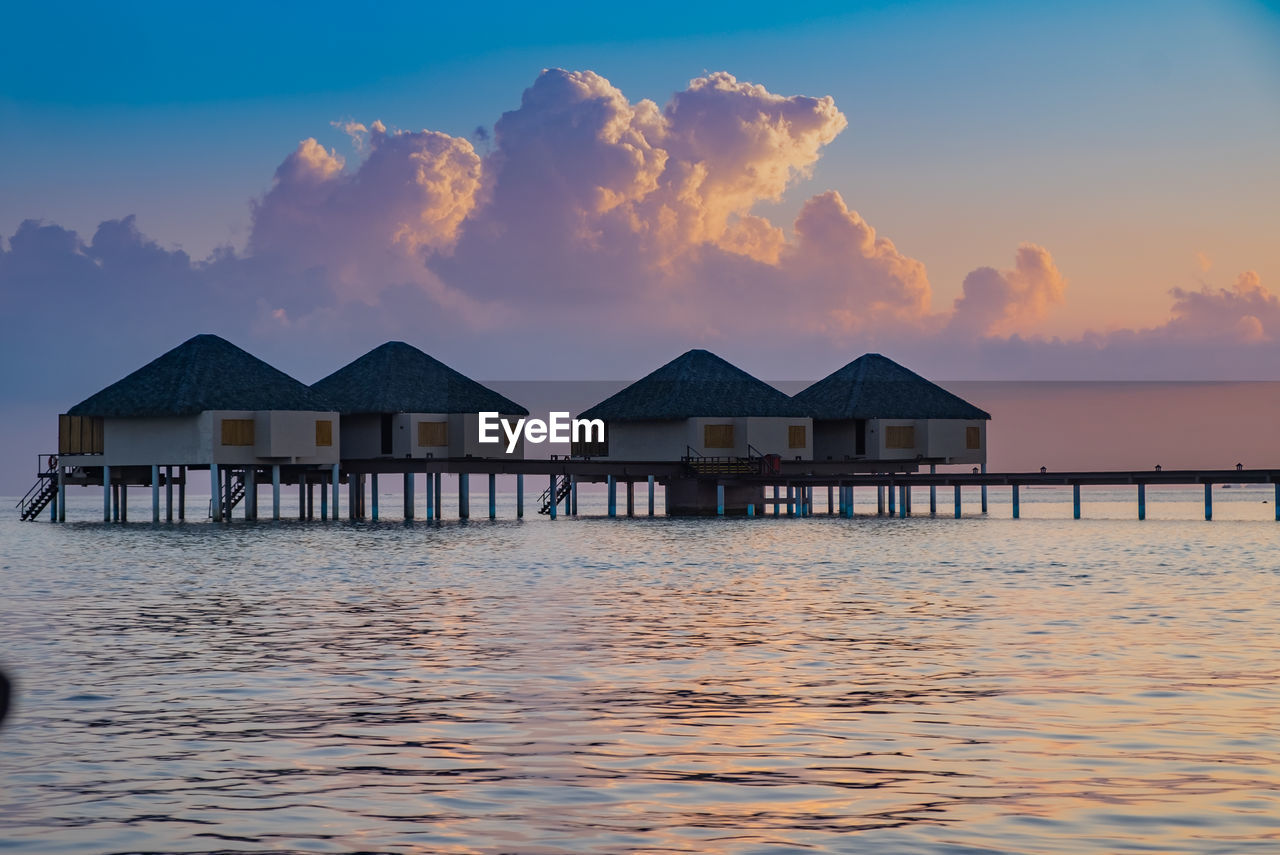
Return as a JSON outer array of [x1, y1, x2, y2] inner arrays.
[[1, 504, 1278, 853]]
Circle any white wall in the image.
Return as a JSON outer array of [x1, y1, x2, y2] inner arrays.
[[607, 420, 690, 460], [73, 410, 339, 467], [251, 410, 339, 463], [743, 416, 812, 461], [923, 419, 986, 465], [93, 415, 207, 466], [817, 418, 987, 465], [599, 417, 812, 461], [216, 410, 339, 465]]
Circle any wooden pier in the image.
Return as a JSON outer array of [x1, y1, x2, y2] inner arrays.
[[19, 455, 1280, 523]]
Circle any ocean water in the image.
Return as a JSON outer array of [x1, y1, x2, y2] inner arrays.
[[1, 486, 1278, 854]]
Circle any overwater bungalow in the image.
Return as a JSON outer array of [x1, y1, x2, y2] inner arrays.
[[55, 333, 339, 520], [792, 353, 990, 466], [311, 341, 529, 460], [571, 349, 812, 462]]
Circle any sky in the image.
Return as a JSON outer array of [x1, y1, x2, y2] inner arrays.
[[2, 0, 1279, 413]]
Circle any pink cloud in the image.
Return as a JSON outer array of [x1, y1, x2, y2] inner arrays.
[[2, 67, 1278, 396], [950, 243, 1067, 338]]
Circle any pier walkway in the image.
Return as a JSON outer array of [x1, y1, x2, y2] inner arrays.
[[19, 455, 1280, 523]]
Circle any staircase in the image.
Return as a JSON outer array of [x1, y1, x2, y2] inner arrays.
[[227, 471, 247, 511], [16, 455, 59, 521], [537, 475, 573, 515], [208, 471, 248, 518]]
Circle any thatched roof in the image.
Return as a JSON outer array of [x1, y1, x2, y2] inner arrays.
[[578, 349, 803, 421], [793, 353, 990, 420], [68, 334, 333, 417], [311, 341, 528, 416]]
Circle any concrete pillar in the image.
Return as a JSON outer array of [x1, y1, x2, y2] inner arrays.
[[178, 466, 185, 521], [877, 484, 885, 516], [307, 478, 315, 520], [331, 464, 339, 522], [748, 503, 755, 517], [905, 484, 912, 516], [571, 476, 578, 515], [1204, 483, 1212, 521], [773, 484, 780, 517], [607, 476, 617, 517], [58, 466, 66, 523], [489, 473, 497, 519], [981, 463, 988, 514], [548, 473, 557, 520], [404, 472, 414, 520], [955, 484, 962, 518], [648, 475, 655, 516], [224, 467, 233, 523], [899, 484, 907, 518], [427, 471, 435, 520], [120, 482, 128, 522], [786, 483, 795, 517], [1012, 484, 1020, 519], [828, 484, 834, 515], [929, 464, 937, 515], [371, 474, 379, 521], [887, 483, 896, 516], [626, 481, 635, 517], [1275, 483, 1279, 521], [320, 471, 329, 520], [1072, 483, 1081, 520], [716, 483, 725, 516], [210, 465, 220, 522], [272, 465, 281, 520], [459, 473, 470, 519], [49, 475, 57, 522], [165, 465, 173, 522], [1137, 483, 1146, 520], [246, 467, 256, 520], [515, 473, 523, 518], [435, 473, 442, 519]]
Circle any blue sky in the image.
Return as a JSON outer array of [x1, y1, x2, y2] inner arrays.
[[3, 0, 1277, 337]]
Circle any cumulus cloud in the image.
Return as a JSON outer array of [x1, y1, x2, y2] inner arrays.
[[1163, 271, 1277, 342], [3, 66, 1278, 400], [949, 243, 1067, 337]]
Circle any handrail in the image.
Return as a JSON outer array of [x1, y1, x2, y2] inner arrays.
[[15, 454, 58, 511], [746, 444, 766, 460], [685, 445, 704, 459]]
